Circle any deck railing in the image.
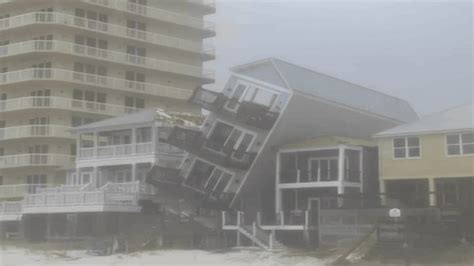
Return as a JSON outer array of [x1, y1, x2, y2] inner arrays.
[[81, 0, 215, 32], [0, 201, 22, 215], [0, 184, 49, 199], [78, 142, 183, 160], [0, 68, 192, 100], [0, 154, 75, 169], [0, 11, 214, 56], [0, 125, 73, 141], [0, 40, 213, 79], [0, 96, 141, 116]]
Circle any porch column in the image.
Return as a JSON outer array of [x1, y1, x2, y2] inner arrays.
[[379, 180, 386, 206], [428, 178, 436, 207], [275, 151, 282, 213], [338, 146, 345, 207], [76, 133, 81, 158]]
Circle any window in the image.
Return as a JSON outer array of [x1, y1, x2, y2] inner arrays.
[[127, 20, 147, 39], [447, 133, 474, 156], [125, 96, 145, 109], [186, 160, 233, 199], [126, 45, 146, 64], [243, 86, 277, 107], [309, 158, 338, 181], [393, 137, 420, 159], [136, 127, 151, 143], [225, 84, 247, 111], [207, 121, 255, 154]]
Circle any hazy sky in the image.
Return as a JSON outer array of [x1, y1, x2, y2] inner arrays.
[[208, 0, 473, 115]]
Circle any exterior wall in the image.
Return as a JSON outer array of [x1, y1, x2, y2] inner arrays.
[[378, 133, 474, 180]]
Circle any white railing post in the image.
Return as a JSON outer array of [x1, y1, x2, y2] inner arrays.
[[297, 169, 300, 183], [305, 210, 309, 228], [269, 232, 274, 250], [252, 222, 256, 236], [257, 212, 262, 226], [237, 211, 241, 226], [280, 211, 284, 225], [221, 211, 226, 227]]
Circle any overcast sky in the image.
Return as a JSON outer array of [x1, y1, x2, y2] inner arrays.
[[208, 0, 473, 115]]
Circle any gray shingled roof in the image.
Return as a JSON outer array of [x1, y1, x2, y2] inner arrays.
[[233, 58, 418, 123], [374, 103, 474, 137]]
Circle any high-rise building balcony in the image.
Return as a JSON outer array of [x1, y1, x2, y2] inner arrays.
[[0, 201, 22, 221], [0, 154, 75, 169], [0, 69, 193, 100], [164, 126, 257, 169], [81, 0, 216, 36], [0, 12, 215, 59], [191, 87, 280, 130], [0, 40, 214, 80], [0, 96, 141, 116], [0, 125, 74, 142]]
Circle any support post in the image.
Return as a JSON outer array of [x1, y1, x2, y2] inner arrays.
[[280, 211, 284, 225], [131, 127, 136, 155], [252, 222, 256, 236], [257, 212, 262, 226], [236, 230, 241, 246], [275, 152, 281, 213], [269, 231, 274, 250], [379, 180, 386, 206], [131, 163, 137, 182], [237, 211, 241, 226], [221, 211, 226, 227], [429, 178, 436, 207], [338, 145, 345, 207]]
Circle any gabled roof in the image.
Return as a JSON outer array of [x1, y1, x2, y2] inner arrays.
[[374, 103, 474, 137], [232, 58, 418, 123]]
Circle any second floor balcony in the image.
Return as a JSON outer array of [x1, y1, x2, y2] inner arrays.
[[0, 96, 142, 116], [191, 87, 280, 130], [0, 68, 193, 100], [164, 126, 257, 169], [0, 125, 74, 142], [0, 154, 75, 169]]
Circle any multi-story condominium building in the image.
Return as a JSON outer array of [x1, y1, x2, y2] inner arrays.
[[0, 0, 215, 223], [150, 58, 418, 249], [374, 103, 474, 216]]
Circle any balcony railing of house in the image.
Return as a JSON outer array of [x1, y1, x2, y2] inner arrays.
[[0, 154, 75, 169], [80, 0, 215, 33], [222, 210, 317, 229], [280, 168, 361, 184], [191, 88, 279, 130], [0, 68, 192, 100], [0, 201, 22, 216], [165, 126, 257, 169], [0, 11, 215, 57], [0, 184, 50, 199], [101, 181, 156, 195], [0, 96, 141, 116], [0, 125, 74, 141], [78, 142, 183, 160], [0, 40, 214, 79]]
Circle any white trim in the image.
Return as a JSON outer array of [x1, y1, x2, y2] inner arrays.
[[280, 145, 362, 154], [392, 136, 422, 160], [307, 156, 339, 182], [445, 132, 474, 157], [373, 128, 474, 139]]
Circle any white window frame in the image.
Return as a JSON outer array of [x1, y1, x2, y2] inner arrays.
[[393, 136, 421, 159], [446, 132, 474, 157], [206, 119, 257, 154], [186, 159, 235, 196], [307, 156, 339, 182], [224, 81, 279, 112]]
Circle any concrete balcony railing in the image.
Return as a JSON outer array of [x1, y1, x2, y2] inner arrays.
[[0, 154, 75, 169], [0, 68, 193, 100], [0, 96, 142, 116], [0, 40, 214, 79], [78, 142, 183, 160], [81, 0, 215, 33], [0, 125, 74, 141], [0, 184, 50, 199], [0, 11, 214, 57]]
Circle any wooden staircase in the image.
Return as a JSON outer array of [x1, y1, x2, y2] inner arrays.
[[238, 222, 286, 251]]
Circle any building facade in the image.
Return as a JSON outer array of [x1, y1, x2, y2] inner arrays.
[[375, 103, 474, 214], [0, 0, 215, 213]]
